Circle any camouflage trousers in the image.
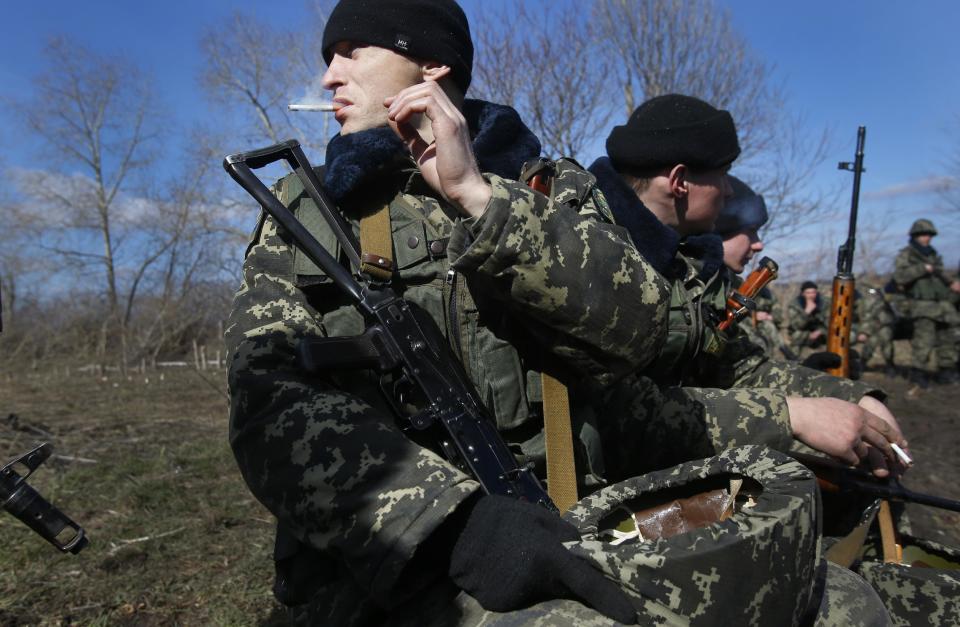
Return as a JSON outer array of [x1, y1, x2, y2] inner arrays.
[[911, 317, 960, 373], [291, 447, 892, 626], [362, 564, 889, 627], [860, 326, 894, 367]]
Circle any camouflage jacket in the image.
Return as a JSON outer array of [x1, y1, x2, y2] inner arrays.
[[786, 293, 829, 350], [225, 101, 673, 617], [586, 161, 882, 465], [855, 284, 894, 336], [893, 241, 955, 303]]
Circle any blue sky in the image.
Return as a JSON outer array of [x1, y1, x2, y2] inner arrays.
[[1, 0, 957, 276]]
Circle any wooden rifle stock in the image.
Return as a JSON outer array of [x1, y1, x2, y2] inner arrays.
[[826, 276, 855, 377], [718, 257, 779, 332]]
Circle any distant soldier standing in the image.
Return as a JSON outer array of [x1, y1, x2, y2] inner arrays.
[[893, 219, 960, 385]]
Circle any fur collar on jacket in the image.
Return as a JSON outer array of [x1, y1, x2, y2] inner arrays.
[[322, 99, 541, 204], [588, 157, 679, 275]]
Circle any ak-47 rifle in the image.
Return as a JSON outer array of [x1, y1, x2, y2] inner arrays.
[[223, 139, 556, 513], [0, 286, 88, 554], [825, 126, 866, 378]]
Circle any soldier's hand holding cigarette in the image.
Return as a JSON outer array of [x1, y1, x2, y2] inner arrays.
[[384, 80, 491, 219]]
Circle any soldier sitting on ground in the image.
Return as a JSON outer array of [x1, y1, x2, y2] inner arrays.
[[225, 3, 900, 623], [587, 95, 906, 480], [715, 175, 786, 360], [893, 218, 960, 387], [787, 281, 829, 356], [854, 283, 898, 377]]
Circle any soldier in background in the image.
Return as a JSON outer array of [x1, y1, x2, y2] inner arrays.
[[893, 218, 960, 386], [854, 284, 897, 377], [787, 281, 829, 356], [715, 175, 785, 360]]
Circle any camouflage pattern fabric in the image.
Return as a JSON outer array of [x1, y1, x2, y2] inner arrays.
[[855, 285, 895, 368], [893, 243, 960, 373], [224, 109, 687, 621], [744, 286, 787, 361], [857, 533, 960, 627], [563, 446, 823, 626], [814, 562, 893, 627], [786, 294, 830, 356], [625, 254, 883, 472], [286, 446, 886, 626]]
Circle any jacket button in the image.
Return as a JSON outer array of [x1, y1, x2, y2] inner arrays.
[[407, 236, 420, 249], [430, 240, 445, 255]]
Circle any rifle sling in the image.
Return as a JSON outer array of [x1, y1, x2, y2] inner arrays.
[[359, 205, 395, 281], [521, 162, 579, 513]]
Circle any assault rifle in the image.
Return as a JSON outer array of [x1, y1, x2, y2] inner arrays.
[[1, 444, 88, 553], [825, 126, 866, 378], [793, 452, 960, 513], [223, 139, 556, 513]]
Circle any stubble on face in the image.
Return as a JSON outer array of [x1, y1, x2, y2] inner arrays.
[[322, 42, 424, 135]]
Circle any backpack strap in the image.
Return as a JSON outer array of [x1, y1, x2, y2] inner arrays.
[[522, 158, 579, 513]]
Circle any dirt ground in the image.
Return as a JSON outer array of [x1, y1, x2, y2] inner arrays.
[[872, 370, 960, 548], [0, 362, 958, 625]]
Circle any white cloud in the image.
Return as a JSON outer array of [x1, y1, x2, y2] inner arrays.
[[864, 176, 957, 200]]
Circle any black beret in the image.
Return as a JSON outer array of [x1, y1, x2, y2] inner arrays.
[[606, 94, 740, 173], [714, 175, 768, 237], [322, 0, 473, 95]]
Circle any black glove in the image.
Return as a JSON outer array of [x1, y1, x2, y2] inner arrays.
[[449, 494, 636, 624], [801, 351, 842, 371]]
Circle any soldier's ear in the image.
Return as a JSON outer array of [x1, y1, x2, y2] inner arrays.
[[421, 62, 452, 83], [668, 164, 689, 198]]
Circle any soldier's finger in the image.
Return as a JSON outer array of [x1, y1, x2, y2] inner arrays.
[[864, 447, 890, 478], [859, 420, 896, 463]]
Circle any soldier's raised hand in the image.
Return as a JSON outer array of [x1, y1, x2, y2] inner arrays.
[[384, 79, 491, 219]]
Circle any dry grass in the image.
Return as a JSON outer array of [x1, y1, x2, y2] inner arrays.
[[0, 369, 285, 626]]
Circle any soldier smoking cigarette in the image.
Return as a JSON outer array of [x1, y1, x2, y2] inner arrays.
[[288, 103, 338, 112], [891, 443, 913, 466]]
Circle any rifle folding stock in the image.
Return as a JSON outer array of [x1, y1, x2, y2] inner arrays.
[[223, 140, 557, 513]]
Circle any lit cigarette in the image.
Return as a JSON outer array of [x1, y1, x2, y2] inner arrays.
[[288, 103, 338, 112], [891, 443, 913, 466]]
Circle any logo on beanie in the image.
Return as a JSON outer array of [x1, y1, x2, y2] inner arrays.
[[395, 34, 410, 51]]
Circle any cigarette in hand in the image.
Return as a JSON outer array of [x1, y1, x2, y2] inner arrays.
[[891, 443, 913, 466]]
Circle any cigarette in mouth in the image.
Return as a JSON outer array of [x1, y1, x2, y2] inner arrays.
[[890, 443, 913, 466], [288, 103, 338, 112]]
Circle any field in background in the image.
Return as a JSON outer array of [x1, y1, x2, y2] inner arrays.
[[0, 369, 285, 626], [1, 363, 958, 626]]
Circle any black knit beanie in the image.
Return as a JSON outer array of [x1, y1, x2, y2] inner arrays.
[[606, 94, 740, 174], [322, 0, 473, 95], [714, 175, 768, 237]]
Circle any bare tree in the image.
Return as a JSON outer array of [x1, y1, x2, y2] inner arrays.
[[13, 37, 168, 368], [471, 0, 614, 159], [199, 8, 334, 156]]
